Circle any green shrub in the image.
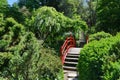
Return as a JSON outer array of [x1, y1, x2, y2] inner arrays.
[[89, 31, 112, 42], [0, 17, 63, 80], [78, 33, 120, 80]]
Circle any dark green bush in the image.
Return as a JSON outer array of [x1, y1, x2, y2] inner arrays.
[[78, 33, 120, 80], [89, 31, 112, 42]]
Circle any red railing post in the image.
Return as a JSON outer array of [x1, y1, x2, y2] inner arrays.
[[60, 35, 76, 64]]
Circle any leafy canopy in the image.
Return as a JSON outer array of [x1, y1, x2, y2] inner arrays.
[[59, 0, 80, 18], [25, 6, 88, 49], [96, 0, 120, 34]]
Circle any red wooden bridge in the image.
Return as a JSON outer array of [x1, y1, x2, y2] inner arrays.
[[60, 35, 88, 80]]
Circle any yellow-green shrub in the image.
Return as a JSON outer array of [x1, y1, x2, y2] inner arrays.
[[89, 31, 112, 42], [0, 17, 63, 80]]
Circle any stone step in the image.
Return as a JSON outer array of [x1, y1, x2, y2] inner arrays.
[[68, 52, 80, 55], [68, 48, 82, 53], [67, 54, 79, 58], [65, 57, 79, 60], [63, 66, 77, 71], [64, 71, 78, 80], [64, 70, 77, 73], [64, 61, 78, 65], [64, 62, 77, 67], [68, 72, 78, 77]]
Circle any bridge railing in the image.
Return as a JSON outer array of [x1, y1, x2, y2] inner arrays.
[[60, 35, 76, 64]]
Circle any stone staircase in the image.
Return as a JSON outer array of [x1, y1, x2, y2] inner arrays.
[[63, 48, 82, 80]]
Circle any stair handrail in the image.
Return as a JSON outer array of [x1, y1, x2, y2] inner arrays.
[[60, 35, 76, 64]]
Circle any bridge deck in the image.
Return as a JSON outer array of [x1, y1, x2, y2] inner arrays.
[[63, 48, 82, 80]]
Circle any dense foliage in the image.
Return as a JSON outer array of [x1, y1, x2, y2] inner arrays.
[[0, 0, 8, 14], [78, 33, 120, 80], [0, 15, 63, 80], [89, 31, 112, 42], [18, 0, 60, 11], [59, 0, 80, 18], [25, 6, 88, 50], [78, 0, 97, 27], [96, 0, 120, 34], [6, 3, 25, 23]]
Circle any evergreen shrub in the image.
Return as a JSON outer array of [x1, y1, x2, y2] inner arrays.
[[89, 31, 112, 42], [0, 17, 63, 80], [78, 33, 120, 80]]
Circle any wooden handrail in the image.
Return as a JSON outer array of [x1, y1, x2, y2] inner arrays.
[[60, 35, 76, 64]]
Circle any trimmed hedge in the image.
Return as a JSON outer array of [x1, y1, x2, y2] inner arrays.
[[89, 31, 112, 42], [78, 33, 120, 80]]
